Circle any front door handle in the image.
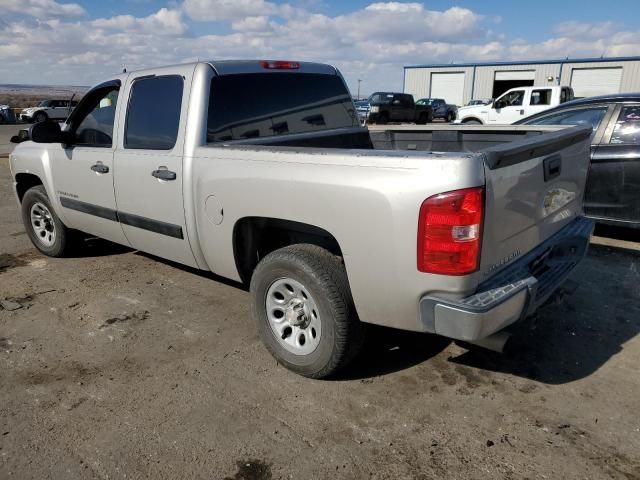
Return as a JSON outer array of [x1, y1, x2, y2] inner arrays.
[[151, 167, 177, 181], [91, 162, 109, 174]]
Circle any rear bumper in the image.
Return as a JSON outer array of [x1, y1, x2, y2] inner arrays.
[[419, 216, 594, 341]]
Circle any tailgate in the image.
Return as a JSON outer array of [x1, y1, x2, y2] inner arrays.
[[478, 125, 592, 280]]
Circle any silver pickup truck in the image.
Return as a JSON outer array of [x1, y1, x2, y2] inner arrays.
[[9, 60, 594, 378]]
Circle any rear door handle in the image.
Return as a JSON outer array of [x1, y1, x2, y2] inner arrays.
[[91, 162, 109, 174], [151, 167, 177, 181]]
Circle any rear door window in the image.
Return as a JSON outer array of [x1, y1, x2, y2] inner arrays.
[[207, 73, 355, 143], [530, 89, 552, 105], [125, 75, 183, 150], [610, 105, 640, 144]]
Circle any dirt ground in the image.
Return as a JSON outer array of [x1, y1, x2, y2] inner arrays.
[[1, 154, 639, 480]]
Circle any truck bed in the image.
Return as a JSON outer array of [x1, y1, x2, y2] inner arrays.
[[214, 124, 588, 158], [192, 124, 592, 332]]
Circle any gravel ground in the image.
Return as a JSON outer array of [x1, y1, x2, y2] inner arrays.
[[1, 154, 639, 480]]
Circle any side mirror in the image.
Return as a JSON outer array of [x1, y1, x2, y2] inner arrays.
[[29, 121, 72, 144]]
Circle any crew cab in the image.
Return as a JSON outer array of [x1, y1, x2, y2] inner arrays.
[[367, 92, 432, 124], [10, 60, 593, 378], [416, 98, 457, 122], [19, 99, 78, 123], [456, 86, 574, 125]]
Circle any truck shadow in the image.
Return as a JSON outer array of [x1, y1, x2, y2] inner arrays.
[[103, 237, 637, 384], [334, 326, 451, 380], [66, 236, 133, 258], [449, 242, 640, 384]]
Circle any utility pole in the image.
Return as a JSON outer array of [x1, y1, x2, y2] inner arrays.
[[357, 79, 362, 100]]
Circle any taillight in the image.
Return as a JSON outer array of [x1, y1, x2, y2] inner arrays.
[[260, 60, 300, 70], [417, 187, 484, 275]]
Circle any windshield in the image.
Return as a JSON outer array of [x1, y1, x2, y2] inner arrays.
[[368, 93, 394, 105]]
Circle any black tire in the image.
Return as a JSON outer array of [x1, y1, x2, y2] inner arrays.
[[377, 112, 389, 125], [446, 111, 456, 122], [33, 111, 48, 123], [416, 112, 428, 125], [250, 244, 364, 379], [463, 118, 482, 125], [21, 185, 76, 257]]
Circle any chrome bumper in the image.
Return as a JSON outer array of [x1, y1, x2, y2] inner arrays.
[[419, 216, 594, 341]]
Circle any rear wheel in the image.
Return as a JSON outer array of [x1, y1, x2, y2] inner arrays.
[[463, 118, 482, 125], [250, 244, 364, 378], [416, 112, 428, 125], [21, 185, 76, 257], [377, 112, 389, 125]]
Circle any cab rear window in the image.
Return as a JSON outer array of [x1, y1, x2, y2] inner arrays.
[[207, 73, 356, 143]]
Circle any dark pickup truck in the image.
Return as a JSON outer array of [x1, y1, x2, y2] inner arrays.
[[416, 98, 457, 122], [367, 92, 432, 125]]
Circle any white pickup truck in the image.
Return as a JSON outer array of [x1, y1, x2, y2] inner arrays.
[[456, 86, 575, 125], [10, 60, 593, 378]]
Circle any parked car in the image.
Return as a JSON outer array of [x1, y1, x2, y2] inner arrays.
[[466, 99, 492, 106], [416, 98, 457, 122], [19, 99, 78, 123], [367, 92, 432, 124], [354, 99, 370, 123], [456, 86, 574, 125], [10, 60, 593, 378], [516, 93, 640, 229], [0, 104, 16, 124]]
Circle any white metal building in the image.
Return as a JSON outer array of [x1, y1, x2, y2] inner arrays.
[[403, 56, 640, 107]]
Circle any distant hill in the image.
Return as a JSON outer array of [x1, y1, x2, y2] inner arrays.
[[0, 84, 89, 109]]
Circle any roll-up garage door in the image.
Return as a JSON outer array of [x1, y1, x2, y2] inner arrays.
[[570, 67, 622, 98], [430, 72, 465, 106]]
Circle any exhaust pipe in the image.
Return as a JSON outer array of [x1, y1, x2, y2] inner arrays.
[[466, 331, 512, 353]]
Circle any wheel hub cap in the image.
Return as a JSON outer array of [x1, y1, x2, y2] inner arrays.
[[30, 202, 56, 247], [285, 298, 308, 327], [266, 278, 321, 355]]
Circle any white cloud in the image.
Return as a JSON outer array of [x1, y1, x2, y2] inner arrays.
[[91, 8, 186, 35], [0, 0, 85, 19], [182, 0, 280, 21], [0, 2, 638, 96], [230, 15, 272, 32], [58, 51, 101, 65]]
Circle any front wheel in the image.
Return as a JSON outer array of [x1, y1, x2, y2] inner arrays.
[[21, 185, 76, 257], [416, 113, 428, 125], [446, 111, 456, 122], [463, 118, 482, 125], [250, 244, 364, 378]]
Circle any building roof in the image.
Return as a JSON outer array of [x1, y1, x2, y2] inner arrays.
[[404, 56, 640, 70]]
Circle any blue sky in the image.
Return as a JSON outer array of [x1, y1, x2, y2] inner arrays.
[[1, 0, 639, 93]]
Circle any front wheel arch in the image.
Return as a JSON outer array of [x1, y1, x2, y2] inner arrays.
[[15, 173, 44, 202]]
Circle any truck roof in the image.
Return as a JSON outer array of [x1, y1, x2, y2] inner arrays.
[[124, 60, 338, 77]]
